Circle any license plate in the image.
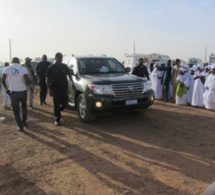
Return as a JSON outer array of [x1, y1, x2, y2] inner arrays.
[[126, 99, 137, 105]]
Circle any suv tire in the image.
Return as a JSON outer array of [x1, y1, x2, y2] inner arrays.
[[77, 94, 96, 122]]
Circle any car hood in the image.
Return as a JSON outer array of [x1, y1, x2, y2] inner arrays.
[[80, 73, 147, 84]]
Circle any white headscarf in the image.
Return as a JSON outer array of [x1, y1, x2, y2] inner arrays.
[[179, 67, 186, 73], [154, 62, 161, 68], [205, 65, 211, 70], [185, 64, 190, 69], [197, 63, 204, 70], [191, 65, 197, 72]]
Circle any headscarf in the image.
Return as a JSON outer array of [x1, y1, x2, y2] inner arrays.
[[154, 62, 161, 68], [179, 67, 186, 73], [197, 63, 204, 70], [205, 65, 211, 70], [185, 64, 190, 70], [191, 65, 197, 72]]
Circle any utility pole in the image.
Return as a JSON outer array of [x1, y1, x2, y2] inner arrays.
[[9, 39, 12, 62], [133, 41, 135, 56]]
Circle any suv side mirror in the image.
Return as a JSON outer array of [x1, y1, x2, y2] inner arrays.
[[125, 67, 131, 73]]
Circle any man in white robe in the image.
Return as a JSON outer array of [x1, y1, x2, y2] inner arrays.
[[203, 65, 215, 111], [204, 65, 211, 79], [186, 66, 196, 104], [151, 62, 164, 100], [176, 68, 189, 105], [0, 62, 11, 109], [191, 64, 205, 107], [203, 72, 213, 109]]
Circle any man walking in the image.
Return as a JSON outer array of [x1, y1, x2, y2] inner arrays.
[[35, 55, 51, 105], [132, 58, 150, 80], [22, 57, 35, 109], [1, 57, 31, 131], [46, 52, 72, 126]]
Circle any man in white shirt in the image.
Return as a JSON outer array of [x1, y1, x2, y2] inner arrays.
[[1, 57, 31, 131]]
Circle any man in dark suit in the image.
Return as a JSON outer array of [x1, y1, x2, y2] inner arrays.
[[35, 55, 51, 105]]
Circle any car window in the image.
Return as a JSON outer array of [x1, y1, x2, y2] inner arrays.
[[107, 59, 125, 72], [77, 58, 126, 74]]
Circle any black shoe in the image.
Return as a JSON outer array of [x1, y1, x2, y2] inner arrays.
[[17, 127, 24, 131], [23, 122, 28, 128]]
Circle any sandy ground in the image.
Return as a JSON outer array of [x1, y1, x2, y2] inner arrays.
[[0, 86, 215, 195]]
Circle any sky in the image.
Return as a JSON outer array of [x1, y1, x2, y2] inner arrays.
[[0, 0, 215, 63]]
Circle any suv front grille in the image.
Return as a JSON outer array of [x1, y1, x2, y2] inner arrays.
[[112, 82, 144, 98]]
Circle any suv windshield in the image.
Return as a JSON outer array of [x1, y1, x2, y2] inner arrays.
[[77, 58, 126, 74]]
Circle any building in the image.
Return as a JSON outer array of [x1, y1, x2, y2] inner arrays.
[[123, 53, 148, 71], [147, 53, 170, 65], [188, 58, 202, 65], [209, 53, 215, 65]]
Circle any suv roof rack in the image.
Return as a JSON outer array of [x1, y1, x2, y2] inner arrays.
[[87, 54, 107, 57], [64, 54, 75, 57]]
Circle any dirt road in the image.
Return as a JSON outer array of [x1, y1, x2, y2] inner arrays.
[[0, 90, 215, 195]]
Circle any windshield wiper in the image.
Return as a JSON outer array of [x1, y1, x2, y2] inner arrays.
[[81, 71, 102, 74], [81, 71, 125, 75], [107, 71, 125, 74]]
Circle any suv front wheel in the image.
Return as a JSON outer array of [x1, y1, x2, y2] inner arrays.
[[77, 94, 96, 123]]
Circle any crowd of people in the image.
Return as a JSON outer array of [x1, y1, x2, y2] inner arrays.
[[132, 58, 215, 111], [0, 53, 72, 131], [0, 54, 215, 131]]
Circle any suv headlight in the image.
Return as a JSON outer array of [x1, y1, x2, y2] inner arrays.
[[143, 81, 152, 93], [88, 84, 113, 95]]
